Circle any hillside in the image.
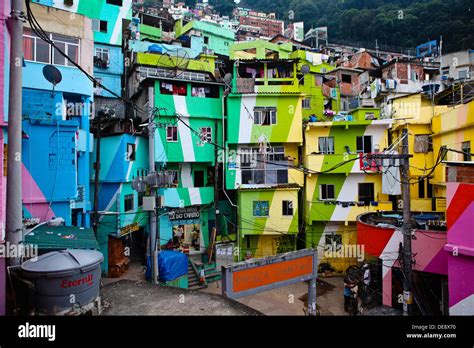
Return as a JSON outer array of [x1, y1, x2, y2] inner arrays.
[[203, 0, 473, 53]]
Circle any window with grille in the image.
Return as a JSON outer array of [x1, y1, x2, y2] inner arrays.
[[253, 201, 269, 217], [199, 127, 212, 144]]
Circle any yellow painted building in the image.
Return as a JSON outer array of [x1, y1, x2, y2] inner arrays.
[[432, 99, 474, 200], [389, 93, 449, 212], [304, 107, 393, 272]]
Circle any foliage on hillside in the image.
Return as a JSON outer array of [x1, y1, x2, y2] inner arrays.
[[201, 0, 473, 53]]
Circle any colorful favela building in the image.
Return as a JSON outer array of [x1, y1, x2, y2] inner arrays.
[[305, 106, 393, 272], [127, 31, 225, 263], [225, 40, 304, 259], [21, 2, 94, 227]]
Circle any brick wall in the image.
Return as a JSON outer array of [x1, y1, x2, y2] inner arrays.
[[446, 165, 474, 184]]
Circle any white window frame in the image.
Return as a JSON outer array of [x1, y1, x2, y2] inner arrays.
[[318, 137, 335, 155], [356, 135, 373, 154], [23, 29, 80, 67], [253, 107, 277, 126], [166, 126, 178, 142], [95, 47, 110, 64]]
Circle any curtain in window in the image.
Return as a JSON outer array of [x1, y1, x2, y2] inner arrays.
[[23, 36, 34, 61]]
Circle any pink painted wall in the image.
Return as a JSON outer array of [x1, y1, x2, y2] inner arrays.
[[446, 183, 474, 315], [0, 0, 11, 316]]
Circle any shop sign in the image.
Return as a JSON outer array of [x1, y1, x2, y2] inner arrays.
[[168, 207, 200, 221], [119, 222, 140, 236]]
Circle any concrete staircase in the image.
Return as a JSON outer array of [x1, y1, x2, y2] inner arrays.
[[187, 262, 207, 291]]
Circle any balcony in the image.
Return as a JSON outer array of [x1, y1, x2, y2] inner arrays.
[[232, 59, 300, 94]]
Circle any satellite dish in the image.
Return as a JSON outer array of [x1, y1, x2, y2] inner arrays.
[[301, 64, 311, 75], [43, 65, 62, 86]]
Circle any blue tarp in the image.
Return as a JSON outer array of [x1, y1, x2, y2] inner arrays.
[[158, 251, 188, 282]]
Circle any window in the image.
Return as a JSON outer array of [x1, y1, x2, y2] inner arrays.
[[94, 47, 110, 67], [240, 146, 289, 185], [358, 183, 375, 204], [458, 70, 469, 79], [138, 191, 145, 207], [320, 184, 335, 200], [302, 98, 311, 109], [126, 143, 135, 161], [254, 107, 277, 126], [325, 233, 342, 247], [166, 126, 178, 142], [414, 134, 432, 153], [462, 141, 471, 161], [23, 28, 79, 66], [106, 0, 122, 5], [199, 127, 212, 144], [356, 136, 373, 154], [203, 36, 209, 44], [318, 137, 335, 154], [341, 74, 352, 83], [124, 194, 134, 212], [194, 170, 204, 187], [191, 84, 219, 98], [169, 170, 179, 185], [253, 201, 269, 217], [282, 200, 293, 216], [418, 177, 433, 199], [92, 19, 108, 33], [160, 82, 187, 96]]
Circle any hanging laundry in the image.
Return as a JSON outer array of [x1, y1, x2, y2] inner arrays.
[[386, 79, 397, 89], [305, 52, 313, 63], [312, 53, 323, 65], [382, 151, 402, 195], [245, 67, 257, 78], [370, 79, 381, 99]]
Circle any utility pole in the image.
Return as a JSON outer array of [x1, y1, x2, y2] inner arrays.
[[6, 0, 24, 266], [370, 129, 413, 315], [92, 118, 102, 235], [214, 119, 219, 235], [147, 87, 158, 284], [400, 128, 413, 315]]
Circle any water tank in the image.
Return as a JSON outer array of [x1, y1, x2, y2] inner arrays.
[[20, 249, 103, 315]]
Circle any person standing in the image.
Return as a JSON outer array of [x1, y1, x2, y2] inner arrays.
[[343, 277, 352, 312]]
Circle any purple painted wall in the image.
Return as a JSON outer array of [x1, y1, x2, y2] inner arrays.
[[445, 183, 474, 315]]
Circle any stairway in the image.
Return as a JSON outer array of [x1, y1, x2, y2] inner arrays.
[[187, 262, 207, 291]]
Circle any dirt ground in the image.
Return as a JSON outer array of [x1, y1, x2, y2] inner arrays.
[[202, 275, 347, 316], [101, 279, 262, 315]]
